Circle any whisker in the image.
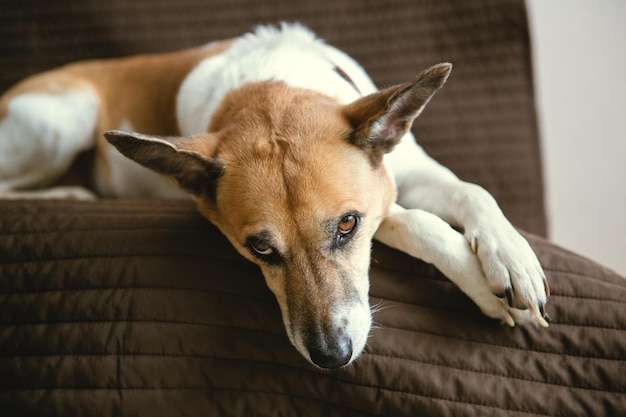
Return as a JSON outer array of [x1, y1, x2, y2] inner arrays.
[[370, 299, 393, 315]]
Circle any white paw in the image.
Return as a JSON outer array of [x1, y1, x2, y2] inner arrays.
[[466, 221, 550, 327], [474, 291, 545, 328]]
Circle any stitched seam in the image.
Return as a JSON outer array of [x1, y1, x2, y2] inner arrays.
[[0, 285, 272, 304], [371, 263, 626, 296], [543, 266, 624, 281], [372, 261, 626, 283], [0, 224, 210, 237], [2, 350, 623, 395], [371, 292, 626, 322], [543, 294, 624, 303], [0, 387, 555, 417], [2, 282, 625, 358], [368, 351, 626, 394], [0, 319, 288, 340], [3, 253, 622, 305], [0, 253, 245, 267], [0, 385, 549, 417], [4, 231, 623, 289], [371, 321, 626, 361], [0, 358, 562, 417], [2, 257, 623, 304], [0, 386, 383, 417], [6, 288, 622, 332], [372, 294, 626, 330], [1, 316, 624, 363], [375, 318, 626, 360]]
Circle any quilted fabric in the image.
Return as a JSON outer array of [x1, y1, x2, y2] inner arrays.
[[0, 0, 546, 235], [0, 200, 624, 416]]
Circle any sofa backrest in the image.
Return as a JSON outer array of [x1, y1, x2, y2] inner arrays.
[[0, 0, 546, 235]]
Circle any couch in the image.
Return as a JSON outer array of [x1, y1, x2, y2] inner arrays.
[[1, 0, 624, 416]]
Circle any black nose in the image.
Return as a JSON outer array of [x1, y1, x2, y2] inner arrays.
[[308, 339, 353, 369]]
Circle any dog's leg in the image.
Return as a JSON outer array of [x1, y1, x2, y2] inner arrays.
[[0, 87, 99, 196], [376, 203, 540, 325], [386, 134, 549, 326]]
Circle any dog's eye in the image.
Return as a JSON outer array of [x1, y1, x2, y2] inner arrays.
[[246, 235, 282, 265], [338, 214, 357, 235], [334, 214, 359, 248], [251, 239, 273, 256]]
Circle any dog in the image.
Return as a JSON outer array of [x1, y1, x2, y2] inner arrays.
[[0, 23, 549, 369]]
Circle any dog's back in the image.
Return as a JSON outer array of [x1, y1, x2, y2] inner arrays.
[[0, 41, 230, 197], [0, 24, 371, 197]]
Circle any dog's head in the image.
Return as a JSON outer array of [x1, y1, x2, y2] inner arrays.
[[105, 63, 451, 368]]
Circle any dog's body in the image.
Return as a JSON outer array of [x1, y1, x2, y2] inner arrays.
[[0, 24, 549, 368]]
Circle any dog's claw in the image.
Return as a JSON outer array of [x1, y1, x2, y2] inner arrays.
[[543, 276, 551, 298], [505, 287, 514, 307], [530, 304, 549, 328], [470, 237, 478, 253], [503, 312, 516, 327], [465, 219, 550, 331]]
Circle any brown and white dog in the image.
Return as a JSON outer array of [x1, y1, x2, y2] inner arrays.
[[0, 24, 549, 369]]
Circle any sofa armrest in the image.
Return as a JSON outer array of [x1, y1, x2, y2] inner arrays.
[[0, 199, 623, 416]]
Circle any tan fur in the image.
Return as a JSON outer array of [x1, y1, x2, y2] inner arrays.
[[0, 40, 232, 183], [0, 40, 232, 190], [195, 81, 396, 320], [99, 69, 447, 367], [1, 39, 233, 143], [198, 81, 395, 231]]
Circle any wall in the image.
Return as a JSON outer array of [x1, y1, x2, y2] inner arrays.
[[526, 0, 626, 275]]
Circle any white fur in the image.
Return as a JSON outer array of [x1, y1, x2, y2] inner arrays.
[[95, 120, 187, 198], [0, 89, 98, 191], [97, 142, 188, 199], [177, 23, 376, 136]]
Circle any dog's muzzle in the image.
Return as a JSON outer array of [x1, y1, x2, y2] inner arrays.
[[297, 303, 370, 369], [282, 267, 371, 369]]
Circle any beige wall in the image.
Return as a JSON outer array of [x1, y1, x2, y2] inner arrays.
[[526, 0, 626, 275]]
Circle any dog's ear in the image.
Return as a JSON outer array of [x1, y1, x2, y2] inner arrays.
[[343, 63, 452, 164], [104, 130, 224, 196]]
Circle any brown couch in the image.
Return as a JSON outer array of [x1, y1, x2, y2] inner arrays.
[[1, 0, 624, 416]]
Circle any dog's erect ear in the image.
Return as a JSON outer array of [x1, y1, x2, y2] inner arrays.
[[343, 63, 452, 164], [104, 130, 224, 196]]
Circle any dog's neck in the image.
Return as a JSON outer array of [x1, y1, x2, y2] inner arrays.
[[176, 24, 375, 136]]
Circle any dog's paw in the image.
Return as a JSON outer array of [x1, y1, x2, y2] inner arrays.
[[470, 291, 535, 328], [465, 221, 550, 327]]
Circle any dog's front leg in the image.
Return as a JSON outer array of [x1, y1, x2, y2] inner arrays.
[[398, 179, 549, 325], [375, 203, 539, 325], [387, 137, 549, 326]]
